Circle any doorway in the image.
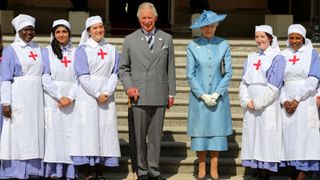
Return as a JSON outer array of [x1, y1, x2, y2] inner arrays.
[[109, 0, 171, 35]]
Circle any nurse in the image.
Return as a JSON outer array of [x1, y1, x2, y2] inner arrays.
[[0, 14, 45, 179], [42, 19, 76, 179], [280, 24, 320, 180], [239, 25, 286, 178], [187, 10, 233, 180], [70, 16, 121, 179]]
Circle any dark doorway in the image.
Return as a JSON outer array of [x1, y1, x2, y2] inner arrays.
[[109, 0, 171, 35]]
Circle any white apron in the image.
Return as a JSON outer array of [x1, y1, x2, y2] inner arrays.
[[0, 43, 44, 160], [280, 47, 320, 160], [70, 43, 120, 157], [43, 47, 76, 163], [241, 50, 282, 162]]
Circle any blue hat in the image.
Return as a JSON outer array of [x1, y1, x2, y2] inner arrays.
[[190, 10, 227, 29]]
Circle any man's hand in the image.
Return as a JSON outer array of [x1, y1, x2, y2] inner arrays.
[[97, 94, 109, 104], [3, 105, 11, 119], [167, 97, 174, 109], [127, 87, 139, 102]]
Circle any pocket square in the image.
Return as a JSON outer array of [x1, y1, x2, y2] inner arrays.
[[161, 45, 168, 49]]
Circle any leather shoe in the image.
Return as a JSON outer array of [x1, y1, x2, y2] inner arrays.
[[137, 174, 149, 180], [149, 175, 166, 180], [211, 176, 219, 180], [197, 176, 206, 180]]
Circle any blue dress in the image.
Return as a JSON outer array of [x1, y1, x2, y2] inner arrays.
[[186, 36, 233, 151]]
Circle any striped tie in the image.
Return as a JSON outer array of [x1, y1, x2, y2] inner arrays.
[[147, 35, 154, 51]]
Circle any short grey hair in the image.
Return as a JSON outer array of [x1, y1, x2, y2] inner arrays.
[[136, 2, 158, 18]]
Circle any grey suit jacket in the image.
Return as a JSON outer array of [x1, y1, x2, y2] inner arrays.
[[119, 29, 176, 106]]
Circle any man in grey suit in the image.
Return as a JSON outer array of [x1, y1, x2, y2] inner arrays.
[[119, 2, 176, 180]]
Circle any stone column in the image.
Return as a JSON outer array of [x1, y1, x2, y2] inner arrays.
[[170, 0, 175, 25], [68, 11, 89, 35], [0, 10, 14, 34], [312, 0, 320, 42], [265, 14, 293, 37], [105, 0, 111, 36]]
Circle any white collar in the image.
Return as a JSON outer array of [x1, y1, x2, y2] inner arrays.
[[142, 28, 156, 36], [85, 38, 106, 48], [14, 37, 37, 48], [260, 46, 274, 56]]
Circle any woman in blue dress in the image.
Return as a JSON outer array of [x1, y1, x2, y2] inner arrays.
[[187, 10, 233, 180]]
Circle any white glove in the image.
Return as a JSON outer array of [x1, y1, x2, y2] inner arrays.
[[211, 92, 220, 102], [201, 94, 216, 106]]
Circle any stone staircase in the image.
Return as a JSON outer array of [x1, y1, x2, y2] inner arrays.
[[111, 39, 252, 180], [3, 36, 320, 180]]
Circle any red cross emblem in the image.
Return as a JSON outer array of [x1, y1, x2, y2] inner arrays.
[[97, 49, 107, 60], [253, 59, 262, 70], [61, 56, 71, 67], [289, 55, 300, 65], [28, 51, 38, 61]]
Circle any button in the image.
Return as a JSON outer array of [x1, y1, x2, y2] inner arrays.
[[209, 66, 212, 68], [209, 83, 212, 86], [208, 57, 211, 60], [209, 75, 212, 77]]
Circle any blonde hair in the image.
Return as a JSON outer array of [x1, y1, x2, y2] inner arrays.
[[137, 2, 158, 18]]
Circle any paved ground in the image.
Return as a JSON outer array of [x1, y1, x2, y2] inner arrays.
[[104, 173, 320, 180]]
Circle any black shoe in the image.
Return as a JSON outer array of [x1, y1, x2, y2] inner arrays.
[[197, 175, 206, 180], [149, 175, 166, 180], [210, 176, 219, 180], [137, 175, 149, 180]]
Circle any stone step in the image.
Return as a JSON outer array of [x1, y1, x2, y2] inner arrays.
[[114, 98, 243, 115], [102, 172, 320, 180], [114, 86, 241, 101], [175, 63, 244, 77], [112, 156, 244, 175], [5, 36, 320, 54], [174, 51, 248, 65], [119, 140, 241, 158], [117, 112, 244, 128], [118, 126, 243, 143], [170, 74, 242, 88], [102, 173, 246, 180], [113, 75, 242, 89]]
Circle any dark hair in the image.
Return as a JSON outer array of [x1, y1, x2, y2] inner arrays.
[[51, 25, 71, 60], [265, 32, 273, 45], [0, 25, 3, 57]]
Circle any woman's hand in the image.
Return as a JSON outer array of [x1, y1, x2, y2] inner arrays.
[[3, 105, 12, 119], [58, 96, 72, 108], [247, 100, 255, 111], [316, 95, 320, 107], [97, 94, 108, 104], [284, 100, 299, 115]]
